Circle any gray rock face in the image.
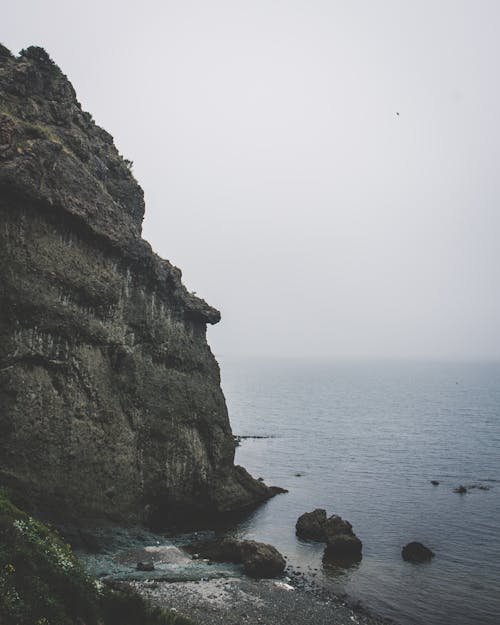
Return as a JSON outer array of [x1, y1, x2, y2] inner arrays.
[[0, 46, 276, 527], [184, 538, 286, 578]]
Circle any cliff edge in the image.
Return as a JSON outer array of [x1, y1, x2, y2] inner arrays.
[[0, 45, 276, 527]]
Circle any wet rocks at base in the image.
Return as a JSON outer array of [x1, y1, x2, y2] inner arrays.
[[184, 537, 286, 578], [296, 509, 363, 562]]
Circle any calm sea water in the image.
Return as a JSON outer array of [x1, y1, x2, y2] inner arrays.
[[219, 358, 500, 625]]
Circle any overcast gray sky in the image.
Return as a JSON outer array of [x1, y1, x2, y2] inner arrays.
[[3, 1, 500, 359]]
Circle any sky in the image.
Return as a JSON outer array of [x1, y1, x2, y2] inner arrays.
[[3, 1, 500, 360]]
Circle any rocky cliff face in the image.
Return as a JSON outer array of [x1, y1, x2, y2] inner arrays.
[[0, 45, 275, 527]]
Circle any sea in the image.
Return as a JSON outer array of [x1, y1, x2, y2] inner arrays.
[[220, 358, 500, 625], [80, 358, 500, 625]]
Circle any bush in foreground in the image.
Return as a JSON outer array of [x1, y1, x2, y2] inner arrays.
[[0, 490, 192, 625]]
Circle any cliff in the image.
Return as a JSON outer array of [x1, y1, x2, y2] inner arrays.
[[0, 45, 276, 527]]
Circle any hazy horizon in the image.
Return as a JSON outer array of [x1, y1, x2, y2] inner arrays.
[[3, 1, 500, 360]]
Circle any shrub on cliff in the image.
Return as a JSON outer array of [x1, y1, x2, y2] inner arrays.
[[0, 490, 192, 625]]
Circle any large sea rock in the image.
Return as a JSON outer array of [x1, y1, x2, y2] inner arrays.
[[0, 45, 277, 527], [184, 537, 286, 578]]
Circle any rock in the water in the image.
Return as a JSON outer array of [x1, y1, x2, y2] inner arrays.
[[184, 538, 286, 578], [323, 515, 362, 560], [323, 534, 363, 560], [0, 46, 281, 528], [296, 509, 362, 560], [323, 514, 354, 540], [431, 480, 440, 486], [296, 508, 328, 540], [402, 542, 434, 563], [454, 485, 468, 494]]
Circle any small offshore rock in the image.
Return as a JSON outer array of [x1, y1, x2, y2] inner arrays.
[[454, 485, 468, 494], [136, 562, 155, 571], [402, 542, 434, 563], [469, 483, 491, 491], [323, 514, 354, 540], [323, 514, 362, 561], [296, 508, 328, 540], [431, 480, 440, 486], [324, 534, 362, 560]]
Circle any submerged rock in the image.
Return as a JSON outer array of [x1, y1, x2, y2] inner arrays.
[[402, 542, 434, 563], [184, 538, 286, 578], [0, 46, 280, 528], [454, 485, 468, 494], [431, 480, 440, 486]]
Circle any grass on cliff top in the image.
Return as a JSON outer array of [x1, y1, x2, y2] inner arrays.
[[0, 490, 193, 625]]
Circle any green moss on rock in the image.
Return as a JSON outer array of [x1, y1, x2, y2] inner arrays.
[[0, 491, 193, 625]]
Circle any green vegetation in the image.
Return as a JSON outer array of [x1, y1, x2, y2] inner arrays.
[[19, 47, 60, 74], [0, 491, 193, 625]]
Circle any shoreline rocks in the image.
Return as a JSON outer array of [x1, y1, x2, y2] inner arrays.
[[184, 538, 286, 578], [296, 509, 328, 540], [296, 509, 362, 561]]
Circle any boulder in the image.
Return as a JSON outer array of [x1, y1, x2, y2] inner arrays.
[[295, 509, 362, 560], [295, 508, 328, 540], [323, 534, 362, 561], [402, 542, 434, 563], [323, 514, 354, 540], [323, 516, 362, 560], [240, 541, 286, 578], [184, 538, 286, 578]]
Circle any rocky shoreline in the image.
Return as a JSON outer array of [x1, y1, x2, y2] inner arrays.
[[128, 573, 392, 625]]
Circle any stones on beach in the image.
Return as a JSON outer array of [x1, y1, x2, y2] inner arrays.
[[296, 509, 362, 562], [184, 538, 286, 578], [136, 561, 155, 571], [401, 542, 434, 563]]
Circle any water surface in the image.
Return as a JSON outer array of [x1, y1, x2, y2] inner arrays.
[[220, 359, 500, 625]]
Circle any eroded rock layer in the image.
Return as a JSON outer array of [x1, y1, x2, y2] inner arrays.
[[0, 45, 272, 526]]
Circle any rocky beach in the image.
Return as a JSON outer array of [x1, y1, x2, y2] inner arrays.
[[128, 575, 390, 625]]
